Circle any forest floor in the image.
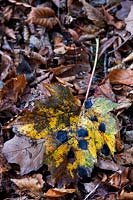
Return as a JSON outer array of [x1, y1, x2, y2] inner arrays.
[[0, 0, 133, 199]]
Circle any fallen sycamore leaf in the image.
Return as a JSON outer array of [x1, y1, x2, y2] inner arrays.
[[11, 174, 44, 192], [3, 84, 118, 184]]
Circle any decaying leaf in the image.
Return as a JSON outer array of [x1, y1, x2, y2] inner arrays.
[[107, 167, 129, 188], [114, 147, 133, 165], [3, 84, 118, 184], [108, 69, 133, 86], [96, 157, 120, 172], [79, 0, 105, 27], [11, 174, 44, 192], [26, 7, 59, 29], [102, 6, 125, 29], [0, 75, 27, 112], [2, 135, 45, 175]]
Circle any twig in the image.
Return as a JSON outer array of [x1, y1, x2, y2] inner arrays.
[[85, 38, 99, 101], [108, 34, 133, 54], [84, 183, 100, 200]]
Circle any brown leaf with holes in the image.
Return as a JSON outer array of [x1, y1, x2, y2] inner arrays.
[[108, 69, 133, 85], [26, 7, 59, 28], [45, 188, 75, 197]]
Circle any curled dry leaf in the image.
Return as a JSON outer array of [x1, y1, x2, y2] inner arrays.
[[26, 7, 59, 28], [108, 69, 133, 85], [45, 187, 76, 197], [11, 174, 44, 192]]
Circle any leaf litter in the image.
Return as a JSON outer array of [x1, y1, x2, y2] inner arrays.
[[0, 0, 133, 199]]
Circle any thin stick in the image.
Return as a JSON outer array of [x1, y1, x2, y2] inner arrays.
[[85, 38, 99, 101]]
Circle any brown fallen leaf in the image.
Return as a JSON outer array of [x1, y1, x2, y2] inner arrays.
[[94, 79, 116, 101], [108, 167, 129, 189], [102, 6, 125, 29], [114, 147, 133, 165], [48, 64, 76, 76], [26, 7, 59, 29], [11, 174, 44, 193], [45, 187, 76, 197], [120, 190, 133, 200], [108, 69, 133, 85], [0, 75, 27, 112], [79, 0, 105, 27]]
